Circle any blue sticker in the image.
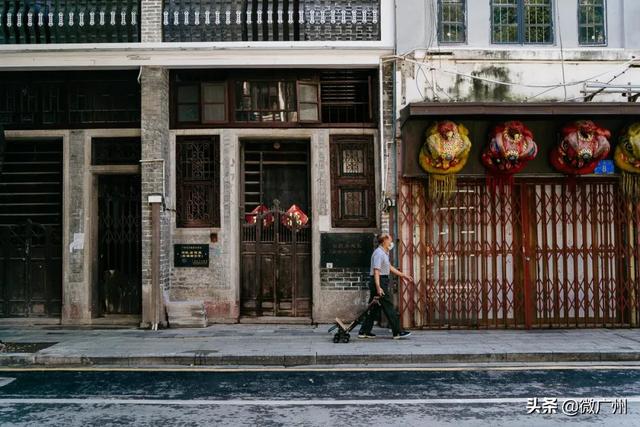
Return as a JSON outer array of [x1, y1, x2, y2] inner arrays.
[[594, 160, 615, 174]]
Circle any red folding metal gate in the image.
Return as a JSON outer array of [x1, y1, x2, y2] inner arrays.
[[398, 177, 640, 329]]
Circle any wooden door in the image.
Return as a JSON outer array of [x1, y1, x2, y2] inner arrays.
[[240, 140, 311, 317]]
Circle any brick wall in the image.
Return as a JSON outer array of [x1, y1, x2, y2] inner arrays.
[[320, 267, 369, 291], [142, 0, 163, 43], [140, 66, 171, 327]]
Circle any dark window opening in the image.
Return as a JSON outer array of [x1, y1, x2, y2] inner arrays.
[[320, 70, 373, 124]]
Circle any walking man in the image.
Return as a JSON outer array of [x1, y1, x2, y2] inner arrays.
[[359, 234, 413, 339]]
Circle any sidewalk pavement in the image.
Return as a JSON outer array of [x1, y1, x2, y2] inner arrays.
[[3, 325, 640, 368]]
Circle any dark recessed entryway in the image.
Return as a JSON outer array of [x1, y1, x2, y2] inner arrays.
[[240, 140, 312, 318]]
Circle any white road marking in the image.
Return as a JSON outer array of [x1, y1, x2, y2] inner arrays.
[[0, 397, 639, 406], [0, 378, 15, 388]]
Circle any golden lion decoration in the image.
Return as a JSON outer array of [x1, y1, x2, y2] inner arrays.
[[419, 121, 472, 200], [615, 122, 640, 200]]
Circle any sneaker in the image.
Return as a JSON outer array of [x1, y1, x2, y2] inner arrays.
[[393, 331, 411, 339], [358, 332, 377, 339]]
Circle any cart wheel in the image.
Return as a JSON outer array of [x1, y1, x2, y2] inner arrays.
[[342, 334, 350, 343], [333, 333, 341, 343]]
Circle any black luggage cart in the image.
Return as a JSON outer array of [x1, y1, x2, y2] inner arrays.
[[328, 297, 380, 343]]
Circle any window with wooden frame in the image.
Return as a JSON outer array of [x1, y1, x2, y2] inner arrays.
[[320, 70, 373, 124], [330, 136, 376, 228], [297, 81, 321, 122], [176, 136, 221, 228], [202, 82, 227, 123]]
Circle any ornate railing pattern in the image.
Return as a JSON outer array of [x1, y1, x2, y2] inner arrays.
[[0, 1, 140, 44], [162, 0, 381, 42]]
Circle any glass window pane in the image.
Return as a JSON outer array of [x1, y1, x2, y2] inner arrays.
[[178, 105, 199, 122], [492, 0, 519, 43], [203, 83, 225, 103], [299, 83, 318, 103], [578, 0, 606, 45], [234, 80, 297, 122], [439, 0, 466, 43], [300, 103, 318, 121], [203, 104, 225, 122], [524, 0, 553, 44], [178, 85, 199, 103]]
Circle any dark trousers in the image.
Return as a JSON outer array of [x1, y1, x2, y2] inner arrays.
[[359, 276, 401, 335]]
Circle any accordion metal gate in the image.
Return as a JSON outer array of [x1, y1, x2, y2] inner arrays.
[[397, 177, 640, 329]]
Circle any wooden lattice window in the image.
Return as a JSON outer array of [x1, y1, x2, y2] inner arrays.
[[320, 71, 374, 124], [330, 136, 376, 228], [176, 136, 220, 228]]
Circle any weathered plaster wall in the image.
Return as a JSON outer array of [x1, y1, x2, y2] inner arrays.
[[397, 0, 636, 53]]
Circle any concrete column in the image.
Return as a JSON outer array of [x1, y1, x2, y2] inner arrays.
[[62, 130, 91, 324], [140, 67, 170, 327], [141, 0, 164, 43]]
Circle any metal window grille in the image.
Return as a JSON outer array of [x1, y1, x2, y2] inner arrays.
[[176, 136, 221, 228], [438, 0, 466, 43], [578, 0, 606, 45], [320, 70, 373, 124], [491, 0, 553, 44]]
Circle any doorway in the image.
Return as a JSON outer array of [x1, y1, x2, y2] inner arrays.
[[0, 139, 62, 317], [97, 174, 142, 315], [240, 140, 312, 317]]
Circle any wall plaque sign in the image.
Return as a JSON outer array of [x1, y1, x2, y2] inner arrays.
[[174, 244, 209, 267], [320, 233, 375, 268]]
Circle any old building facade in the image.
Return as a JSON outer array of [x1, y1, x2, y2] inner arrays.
[[0, 0, 395, 325], [393, 0, 640, 329]]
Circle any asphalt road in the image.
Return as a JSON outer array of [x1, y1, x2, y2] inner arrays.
[[1, 366, 640, 426]]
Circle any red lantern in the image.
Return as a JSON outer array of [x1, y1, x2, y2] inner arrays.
[[550, 120, 611, 175], [281, 204, 309, 229]]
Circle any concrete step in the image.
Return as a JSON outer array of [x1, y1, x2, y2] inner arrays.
[[166, 301, 207, 328]]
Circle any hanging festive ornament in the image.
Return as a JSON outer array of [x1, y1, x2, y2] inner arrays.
[[419, 121, 472, 201], [614, 122, 640, 201], [281, 204, 309, 230], [481, 121, 537, 189], [550, 120, 611, 175], [245, 204, 274, 228]]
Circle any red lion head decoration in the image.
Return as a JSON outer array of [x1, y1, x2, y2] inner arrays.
[[481, 121, 538, 176], [550, 120, 611, 175]]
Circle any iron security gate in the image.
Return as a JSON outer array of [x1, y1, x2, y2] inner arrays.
[[98, 175, 142, 315], [0, 139, 62, 317], [241, 202, 312, 317], [398, 177, 640, 329]]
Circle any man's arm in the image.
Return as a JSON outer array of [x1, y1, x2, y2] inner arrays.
[[390, 265, 413, 282], [374, 269, 384, 296]]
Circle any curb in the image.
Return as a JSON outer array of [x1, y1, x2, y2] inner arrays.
[[2, 351, 640, 368]]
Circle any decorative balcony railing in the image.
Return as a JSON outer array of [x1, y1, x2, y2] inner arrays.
[[0, 1, 140, 44], [162, 0, 381, 42]]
